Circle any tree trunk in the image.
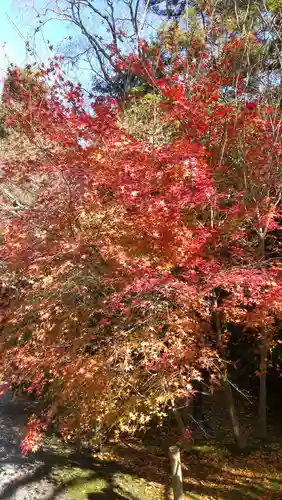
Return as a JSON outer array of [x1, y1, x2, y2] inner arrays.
[[173, 407, 186, 434], [171, 399, 186, 434], [257, 232, 269, 440], [259, 341, 268, 440], [214, 308, 244, 448], [172, 399, 192, 451], [223, 378, 245, 448], [169, 446, 184, 500], [258, 234, 265, 261], [192, 380, 203, 427]]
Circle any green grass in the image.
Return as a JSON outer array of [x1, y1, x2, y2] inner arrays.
[[190, 442, 231, 458], [52, 459, 164, 499], [38, 414, 282, 500], [45, 435, 282, 499]]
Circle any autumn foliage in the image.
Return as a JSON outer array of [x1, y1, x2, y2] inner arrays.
[[1, 32, 282, 453]]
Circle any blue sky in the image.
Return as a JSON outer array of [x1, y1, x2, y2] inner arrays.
[[0, 1, 29, 75], [0, 1, 73, 80], [0, 0, 161, 89]]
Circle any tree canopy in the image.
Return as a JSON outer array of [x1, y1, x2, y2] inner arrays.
[[3, 0, 282, 458]]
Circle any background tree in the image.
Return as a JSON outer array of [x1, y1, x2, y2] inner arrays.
[[30, 0, 160, 100], [148, 0, 187, 19]]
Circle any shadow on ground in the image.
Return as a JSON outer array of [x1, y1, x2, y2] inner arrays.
[[0, 439, 282, 499], [1, 396, 282, 499]]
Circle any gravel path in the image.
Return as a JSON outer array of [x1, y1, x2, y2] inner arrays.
[[0, 393, 67, 500]]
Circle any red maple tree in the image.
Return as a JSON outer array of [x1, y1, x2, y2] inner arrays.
[[1, 33, 282, 452]]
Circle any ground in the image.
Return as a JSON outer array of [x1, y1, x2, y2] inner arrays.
[[1, 390, 282, 499], [0, 392, 65, 499]]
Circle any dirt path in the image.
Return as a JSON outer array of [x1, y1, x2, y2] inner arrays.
[[0, 392, 66, 500]]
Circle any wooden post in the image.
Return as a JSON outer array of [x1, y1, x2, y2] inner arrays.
[[169, 445, 184, 500]]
